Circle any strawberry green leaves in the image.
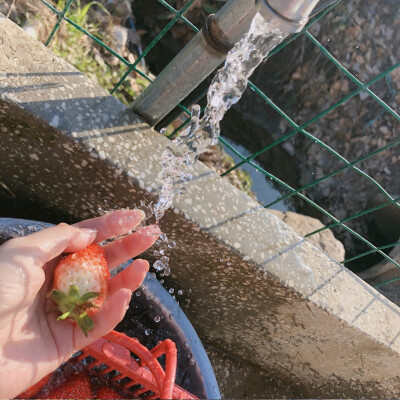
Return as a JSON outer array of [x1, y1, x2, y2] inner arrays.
[[49, 285, 99, 336]]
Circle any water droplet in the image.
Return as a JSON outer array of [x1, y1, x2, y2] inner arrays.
[[177, 187, 187, 195], [169, 288, 174, 294], [160, 279, 164, 284], [135, 291, 141, 297], [227, 261, 232, 266], [183, 341, 190, 349], [169, 313, 174, 320], [145, 329, 151, 336], [153, 260, 165, 271], [153, 250, 160, 257], [160, 256, 169, 264], [102, 343, 115, 358], [160, 233, 168, 242], [123, 351, 131, 363], [154, 315, 161, 323], [164, 267, 171, 276], [187, 354, 196, 366], [168, 241, 176, 249], [188, 289, 192, 294]]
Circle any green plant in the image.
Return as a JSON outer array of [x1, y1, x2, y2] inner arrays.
[[47, 0, 149, 105]]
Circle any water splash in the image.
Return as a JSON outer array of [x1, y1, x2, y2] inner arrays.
[[134, 13, 288, 277], [153, 13, 286, 222]]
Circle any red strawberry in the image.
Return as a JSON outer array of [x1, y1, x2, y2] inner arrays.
[[96, 386, 123, 399], [49, 244, 110, 336], [15, 373, 52, 399], [45, 372, 93, 399]]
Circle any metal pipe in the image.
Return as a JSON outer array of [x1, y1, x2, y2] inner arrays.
[[131, 0, 257, 126], [255, 0, 320, 33], [131, 0, 320, 126]]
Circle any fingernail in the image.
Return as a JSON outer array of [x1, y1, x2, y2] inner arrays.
[[110, 210, 145, 230], [125, 294, 131, 310], [135, 209, 146, 221], [137, 224, 161, 237], [136, 259, 150, 271], [80, 228, 97, 239]]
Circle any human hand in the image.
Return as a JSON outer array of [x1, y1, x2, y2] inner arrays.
[[0, 210, 159, 398]]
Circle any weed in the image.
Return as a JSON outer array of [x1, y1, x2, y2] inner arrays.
[[46, 0, 149, 105]]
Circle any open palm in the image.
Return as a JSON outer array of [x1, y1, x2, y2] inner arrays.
[[0, 210, 158, 399]]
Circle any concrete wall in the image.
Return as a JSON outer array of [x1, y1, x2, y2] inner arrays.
[[2, 14, 400, 397]]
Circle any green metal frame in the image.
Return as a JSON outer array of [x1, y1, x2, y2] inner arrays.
[[38, 0, 400, 287]]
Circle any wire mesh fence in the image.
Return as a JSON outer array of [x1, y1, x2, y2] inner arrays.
[[34, 0, 400, 288]]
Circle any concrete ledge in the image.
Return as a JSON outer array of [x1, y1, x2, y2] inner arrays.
[[2, 15, 400, 397], [203, 344, 304, 398]]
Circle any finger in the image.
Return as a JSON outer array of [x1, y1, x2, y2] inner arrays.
[[103, 225, 159, 269], [74, 209, 145, 243], [73, 288, 131, 350], [108, 259, 149, 295], [0, 223, 97, 266]]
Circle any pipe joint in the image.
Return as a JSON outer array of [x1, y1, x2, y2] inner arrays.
[[202, 14, 234, 55]]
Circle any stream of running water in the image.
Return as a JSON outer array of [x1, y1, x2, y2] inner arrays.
[[145, 12, 287, 275]]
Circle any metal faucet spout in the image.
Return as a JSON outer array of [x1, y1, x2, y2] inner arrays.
[[255, 0, 320, 32]]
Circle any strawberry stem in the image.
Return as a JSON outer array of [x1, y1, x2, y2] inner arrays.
[[76, 312, 95, 337], [57, 305, 75, 320], [49, 285, 99, 336]]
